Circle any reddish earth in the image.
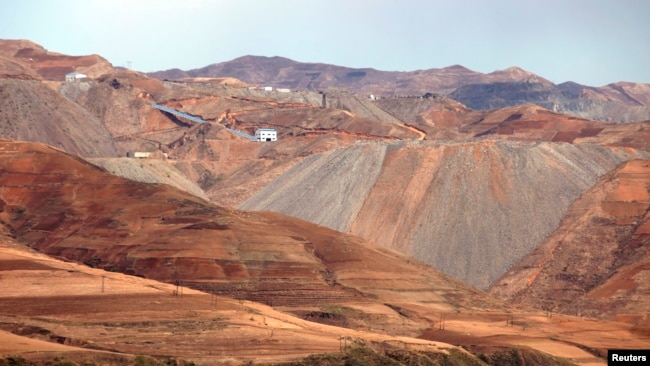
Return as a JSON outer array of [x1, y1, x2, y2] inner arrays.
[[0, 140, 499, 313], [489, 159, 650, 326], [0, 235, 463, 365], [1, 140, 647, 365], [413, 103, 650, 151], [0, 39, 113, 81], [1, 40, 650, 364]]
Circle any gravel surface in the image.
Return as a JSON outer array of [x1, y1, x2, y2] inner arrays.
[[241, 140, 649, 289], [89, 157, 209, 200]]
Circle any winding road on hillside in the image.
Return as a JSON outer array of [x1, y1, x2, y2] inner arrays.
[[401, 123, 426, 140]]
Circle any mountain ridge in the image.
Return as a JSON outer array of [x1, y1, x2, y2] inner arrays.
[[147, 54, 650, 122]]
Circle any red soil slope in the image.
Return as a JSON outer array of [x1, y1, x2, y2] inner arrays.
[[2, 140, 647, 365], [490, 159, 650, 328], [0, 140, 498, 315], [0, 235, 466, 365], [0, 39, 114, 81], [414, 104, 650, 151]]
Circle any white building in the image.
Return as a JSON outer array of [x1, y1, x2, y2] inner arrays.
[[65, 72, 87, 82], [255, 128, 277, 142], [126, 151, 152, 158]]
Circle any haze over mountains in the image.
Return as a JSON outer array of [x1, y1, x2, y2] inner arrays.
[[1, 39, 649, 364], [149, 55, 650, 123]]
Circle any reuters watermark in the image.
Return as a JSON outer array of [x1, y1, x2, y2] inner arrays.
[[608, 350, 649, 365]]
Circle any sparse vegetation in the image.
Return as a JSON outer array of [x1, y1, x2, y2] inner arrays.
[[278, 342, 485, 366], [279, 345, 578, 366], [477, 347, 576, 366], [196, 169, 223, 190], [0, 356, 34, 366]]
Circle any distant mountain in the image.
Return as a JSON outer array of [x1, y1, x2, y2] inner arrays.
[[147, 56, 549, 96], [148, 55, 650, 122], [0, 39, 114, 80], [450, 80, 650, 122]]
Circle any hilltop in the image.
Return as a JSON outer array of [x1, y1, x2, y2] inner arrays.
[[148, 55, 650, 122], [0, 39, 113, 81]]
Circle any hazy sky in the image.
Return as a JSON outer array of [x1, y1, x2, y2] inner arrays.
[[1, 0, 648, 86]]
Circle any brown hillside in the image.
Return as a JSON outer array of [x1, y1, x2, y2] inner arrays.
[[1, 140, 648, 365], [159, 93, 416, 140], [411, 104, 650, 151], [241, 140, 650, 290], [0, 78, 117, 157], [148, 55, 550, 96], [58, 71, 179, 155], [0, 139, 499, 315], [489, 159, 650, 326], [147, 55, 650, 122], [0, 235, 464, 365], [0, 39, 114, 81]]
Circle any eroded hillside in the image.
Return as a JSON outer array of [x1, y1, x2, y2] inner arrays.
[[0, 39, 114, 81], [490, 159, 650, 328], [0, 233, 465, 365], [0, 78, 117, 157], [370, 99, 650, 152], [2, 139, 645, 365], [241, 140, 650, 290], [0, 140, 500, 316]]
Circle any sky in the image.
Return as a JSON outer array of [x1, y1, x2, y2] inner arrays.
[[1, 0, 649, 86]]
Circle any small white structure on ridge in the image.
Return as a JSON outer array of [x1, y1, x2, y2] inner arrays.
[[65, 72, 87, 82], [126, 151, 152, 158], [255, 128, 277, 142]]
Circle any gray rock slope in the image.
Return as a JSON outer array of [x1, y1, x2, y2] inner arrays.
[[89, 158, 209, 201], [241, 140, 649, 289]]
